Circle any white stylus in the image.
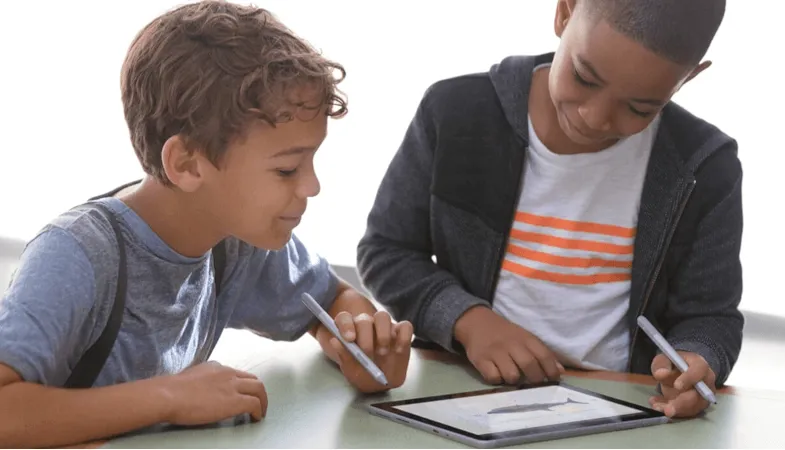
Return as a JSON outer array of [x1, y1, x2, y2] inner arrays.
[[637, 316, 717, 404], [301, 293, 388, 386]]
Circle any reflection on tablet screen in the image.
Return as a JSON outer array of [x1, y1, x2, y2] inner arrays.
[[393, 385, 641, 435]]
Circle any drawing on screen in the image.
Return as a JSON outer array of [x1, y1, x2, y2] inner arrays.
[[394, 386, 642, 435], [486, 397, 588, 415]]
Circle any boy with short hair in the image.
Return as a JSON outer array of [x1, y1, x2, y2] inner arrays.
[[0, 1, 412, 447], [358, 0, 741, 420]]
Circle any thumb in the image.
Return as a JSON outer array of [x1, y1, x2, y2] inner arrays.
[[651, 353, 675, 380]]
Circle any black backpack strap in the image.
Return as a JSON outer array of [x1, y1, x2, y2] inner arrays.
[[64, 181, 228, 387], [88, 179, 142, 201], [64, 202, 127, 388], [213, 239, 227, 297]]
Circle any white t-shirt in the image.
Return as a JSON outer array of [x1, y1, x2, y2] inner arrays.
[[491, 108, 659, 372]]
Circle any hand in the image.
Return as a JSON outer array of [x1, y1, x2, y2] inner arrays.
[[330, 310, 414, 393], [455, 306, 563, 385], [162, 361, 268, 425], [649, 352, 716, 418]]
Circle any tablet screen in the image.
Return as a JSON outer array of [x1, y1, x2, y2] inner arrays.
[[395, 384, 640, 435], [370, 382, 663, 442]]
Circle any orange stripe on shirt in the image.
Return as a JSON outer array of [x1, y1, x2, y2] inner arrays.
[[509, 229, 634, 255], [506, 243, 633, 269], [516, 212, 636, 238], [502, 260, 631, 285]]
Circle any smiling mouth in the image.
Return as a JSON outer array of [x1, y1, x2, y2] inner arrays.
[[562, 113, 606, 142]]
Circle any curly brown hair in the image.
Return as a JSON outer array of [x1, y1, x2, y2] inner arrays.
[[121, 0, 347, 184]]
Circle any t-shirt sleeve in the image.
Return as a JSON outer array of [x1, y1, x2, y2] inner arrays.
[[0, 227, 98, 385], [229, 234, 339, 341]]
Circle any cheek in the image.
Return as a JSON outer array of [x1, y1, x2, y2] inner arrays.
[[549, 71, 586, 106]]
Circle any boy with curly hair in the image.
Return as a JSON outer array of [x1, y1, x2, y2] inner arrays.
[[0, 1, 413, 447]]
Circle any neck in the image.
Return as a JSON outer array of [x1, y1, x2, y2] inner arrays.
[[528, 68, 615, 155], [119, 177, 224, 258]]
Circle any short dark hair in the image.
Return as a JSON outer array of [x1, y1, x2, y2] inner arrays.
[[121, 0, 347, 185], [580, 0, 726, 66]]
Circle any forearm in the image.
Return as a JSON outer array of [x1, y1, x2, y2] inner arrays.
[[664, 147, 743, 387], [311, 281, 377, 364], [666, 313, 742, 386], [358, 236, 489, 352], [0, 377, 172, 448]]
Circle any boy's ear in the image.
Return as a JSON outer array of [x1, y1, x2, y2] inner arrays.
[[683, 60, 712, 84], [161, 135, 205, 193], [555, 0, 577, 37]]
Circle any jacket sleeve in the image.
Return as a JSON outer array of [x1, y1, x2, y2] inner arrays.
[[664, 145, 744, 387], [356, 89, 489, 352]]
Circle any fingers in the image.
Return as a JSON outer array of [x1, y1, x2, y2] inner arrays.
[[526, 340, 561, 381], [353, 313, 375, 356], [233, 368, 259, 380], [494, 352, 524, 385], [475, 359, 503, 385], [334, 312, 356, 341], [373, 311, 392, 356], [235, 378, 268, 421], [392, 320, 414, 353], [508, 345, 545, 383], [650, 353, 679, 387], [330, 337, 350, 367], [651, 390, 708, 418], [673, 354, 713, 391], [649, 394, 673, 417], [336, 310, 414, 359], [668, 390, 709, 418], [241, 394, 266, 422]]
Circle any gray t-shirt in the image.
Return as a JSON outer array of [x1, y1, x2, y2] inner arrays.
[[0, 198, 338, 387]]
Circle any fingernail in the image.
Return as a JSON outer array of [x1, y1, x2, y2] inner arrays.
[[396, 346, 404, 353], [378, 347, 388, 356], [343, 331, 355, 340], [674, 381, 684, 390]]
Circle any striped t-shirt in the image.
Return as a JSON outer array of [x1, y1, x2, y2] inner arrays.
[[492, 113, 660, 372]]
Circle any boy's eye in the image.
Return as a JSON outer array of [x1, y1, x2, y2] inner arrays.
[[277, 168, 297, 177], [628, 106, 654, 118], [573, 69, 597, 88]]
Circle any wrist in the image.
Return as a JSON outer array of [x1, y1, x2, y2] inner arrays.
[[146, 375, 178, 423], [453, 305, 492, 346]]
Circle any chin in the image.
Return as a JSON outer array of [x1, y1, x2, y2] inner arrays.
[[243, 232, 293, 251], [557, 109, 610, 147], [565, 128, 601, 146]]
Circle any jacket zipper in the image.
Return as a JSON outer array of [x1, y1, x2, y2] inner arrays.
[[487, 153, 527, 300], [627, 178, 696, 371]]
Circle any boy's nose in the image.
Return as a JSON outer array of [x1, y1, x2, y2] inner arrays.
[[577, 100, 612, 132], [298, 173, 321, 199]]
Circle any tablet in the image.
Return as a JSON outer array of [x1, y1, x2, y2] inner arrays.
[[366, 381, 667, 448]]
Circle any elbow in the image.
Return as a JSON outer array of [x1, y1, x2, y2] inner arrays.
[[356, 235, 381, 278]]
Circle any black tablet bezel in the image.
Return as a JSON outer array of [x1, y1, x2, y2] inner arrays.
[[368, 381, 665, 442]]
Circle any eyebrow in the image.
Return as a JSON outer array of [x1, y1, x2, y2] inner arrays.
[[576, 56, 665, 106], [577, 56, 607, 84], [271, 146, 314, 158]]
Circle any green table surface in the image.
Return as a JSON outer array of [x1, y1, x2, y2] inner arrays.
[[98, 336, 785, 449]]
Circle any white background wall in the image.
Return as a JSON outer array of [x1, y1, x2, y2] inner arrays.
[[1, 1, 781, 315]]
